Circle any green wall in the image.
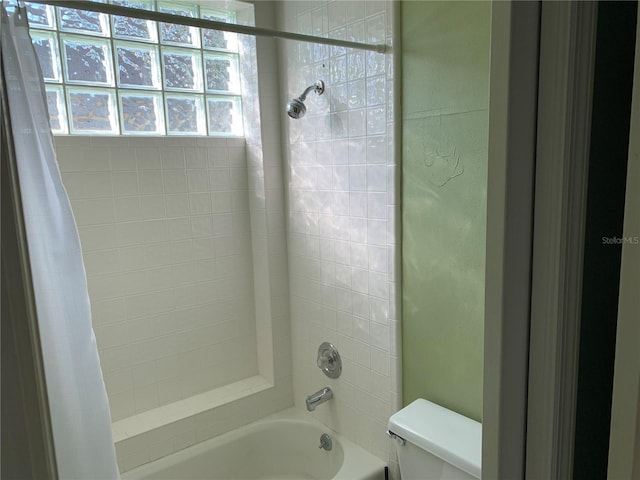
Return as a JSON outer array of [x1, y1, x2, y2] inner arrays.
[[401, 1, 490, 422]]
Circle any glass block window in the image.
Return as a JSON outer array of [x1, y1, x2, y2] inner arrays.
[[27, 0, 243, 136]]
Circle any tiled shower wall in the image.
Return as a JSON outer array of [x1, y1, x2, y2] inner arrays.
[[55, 135, 259, 421], [276, 0, 401, 470], [52, 3, 296, 470]]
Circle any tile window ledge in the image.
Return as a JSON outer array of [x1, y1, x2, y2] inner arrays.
[[112, 374, 272, 443]]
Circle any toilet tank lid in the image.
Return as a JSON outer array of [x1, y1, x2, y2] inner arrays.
[[388, 399, 482, 479]]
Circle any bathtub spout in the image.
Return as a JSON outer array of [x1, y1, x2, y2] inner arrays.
[[306, 387, 333, 411]]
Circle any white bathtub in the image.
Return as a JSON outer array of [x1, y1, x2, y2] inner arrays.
[[123, 408, 386, 480]]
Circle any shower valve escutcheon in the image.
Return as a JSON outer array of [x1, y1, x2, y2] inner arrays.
[[317, 342, 342, 378]]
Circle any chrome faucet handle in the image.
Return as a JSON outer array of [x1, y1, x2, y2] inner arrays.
[[319, 433, 332, 451], [317, 342, 341, 378]]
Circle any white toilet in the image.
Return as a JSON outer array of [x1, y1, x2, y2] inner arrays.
[[387, 399, 482, 479]]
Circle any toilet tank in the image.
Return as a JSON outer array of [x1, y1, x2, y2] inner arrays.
[[388, 399, 481, 480]]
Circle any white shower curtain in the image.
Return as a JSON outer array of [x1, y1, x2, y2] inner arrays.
[[1, 5, 120, 479]]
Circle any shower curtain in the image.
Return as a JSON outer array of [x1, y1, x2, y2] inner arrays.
[[1, 5, 120, 479]]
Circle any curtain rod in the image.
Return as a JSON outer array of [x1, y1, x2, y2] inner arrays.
[[29, 0, 389, 53]]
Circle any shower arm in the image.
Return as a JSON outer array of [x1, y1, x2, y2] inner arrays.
[[297, 81, 325, 102]]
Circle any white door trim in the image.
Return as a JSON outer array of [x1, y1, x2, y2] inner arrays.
[[607, 5, 640, 478], [526, 2, 598, 478], [483, 2, 540, 478]]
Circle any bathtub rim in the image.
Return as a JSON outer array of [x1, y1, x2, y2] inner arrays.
[[122, 407, 386, 480]]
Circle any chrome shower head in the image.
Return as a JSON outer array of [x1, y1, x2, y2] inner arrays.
[[286, 98, 307, 119], [287, 80, 325, 119]]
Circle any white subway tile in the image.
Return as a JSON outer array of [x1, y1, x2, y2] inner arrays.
[[72, 198, 116, 226], [368, 271, 388, 299], [140, 195, 167, 220], [146, 266, 175, 292], [109, 146, 136, 172], [184, 148, 207, 169], [352, 315, 370, 344], [350, 243, 369, 269], [348, 165, 366, 191], [134, 383, 159, 412], [186, 170, 209, 193], [165, 194, 190, 218], [161, 147, 186, 169], [163, 171, 188, 194], [109, 390, 136, 422], [353, 341, 371, 368], [136, 148, 162, 170], [142, 219, 169, 244], [370, 322, 390, 351], [79, 224, 117, 252], [189, 193, 212, 215], [92, 299, 126, 326], [209, 169, 231, 191], [328, 1, 346, 30], [83, 172, 114, 198], [348, 79, 366, 110], [168, 217, 193, 240], [138, 171, 164, 194], [345, 0, 365, 23], [367, 192, 386, 219], [112, 172, 139, 196], [104, 369, 133, 396], [84, 250, 121, 276], [366, 135, 387, 164], [99, 345, 133, 373], [190, 216, 213, 238], [145, 243, 171, 267], [348, 109, 367, 138], [115, 197, 142, 222], [96, 322, 129, 350], [87, 273, 124, 301], [350, 217, 368, 243], [369, 297, 389, 326]]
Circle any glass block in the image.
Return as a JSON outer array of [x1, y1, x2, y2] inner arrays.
[[26, 3, 56, 29], [58, 6, 109, 36], [45, 86, 68, 134], [158, 2, 199, 47], [348, 51, 365, 81], [119, 92, 164, 134], [67, 88, 118, 134], [165, 95, 204, 135], [366, 75, 386, 106], [204, 54, 239, 94], [206, 96, 242, 136], [162, 48, 202, 91], [62, 35, 113, 86], [30, 31, 61, 83], [112, 0, 157, 42], [200, 8, 238, 52], [115, 42, 160, 89]]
